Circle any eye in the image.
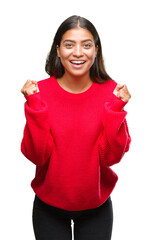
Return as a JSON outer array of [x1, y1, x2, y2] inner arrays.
[[84, 43, 92, 48], [65, 43, 73, 48]]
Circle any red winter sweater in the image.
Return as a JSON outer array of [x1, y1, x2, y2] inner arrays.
[[21, 76, 131, 211]]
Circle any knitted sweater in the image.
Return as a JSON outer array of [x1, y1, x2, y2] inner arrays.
[[21, 76, 131, 211]]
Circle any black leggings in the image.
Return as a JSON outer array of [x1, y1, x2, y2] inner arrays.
[[32, 195, 113, 240]]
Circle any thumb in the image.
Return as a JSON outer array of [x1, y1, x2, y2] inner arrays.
[[31, 80, 37, 85], [115, 84, 124, 91]]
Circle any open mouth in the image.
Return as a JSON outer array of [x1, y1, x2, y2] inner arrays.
[[70, 60, 86, 65]]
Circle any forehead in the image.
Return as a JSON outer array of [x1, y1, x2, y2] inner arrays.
[[61, 27, 94, 42]]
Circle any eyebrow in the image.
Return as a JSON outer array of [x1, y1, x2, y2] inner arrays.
[[63, 39, 93, 43]]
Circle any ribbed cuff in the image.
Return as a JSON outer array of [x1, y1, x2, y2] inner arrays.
[[24, 92, 42, 109]]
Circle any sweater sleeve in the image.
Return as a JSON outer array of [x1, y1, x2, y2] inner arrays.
[[21, 92, 54, 166], [98, 95, 131, 167]]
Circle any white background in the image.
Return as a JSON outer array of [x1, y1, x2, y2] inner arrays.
[[0, 0, 151, 239]]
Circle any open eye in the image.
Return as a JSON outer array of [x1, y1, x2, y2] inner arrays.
[[84, 43, 92, 48], [65, 43, 73, 48]]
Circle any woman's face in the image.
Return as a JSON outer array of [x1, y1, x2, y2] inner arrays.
[[57, 27, 98, 78]]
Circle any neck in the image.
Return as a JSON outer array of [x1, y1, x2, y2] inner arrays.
[[57, 72, 93, 93]]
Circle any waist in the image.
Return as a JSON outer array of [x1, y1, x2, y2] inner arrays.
[[34, 194, 112, 215]]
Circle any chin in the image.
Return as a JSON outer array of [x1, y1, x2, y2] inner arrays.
[[69, 72, 89, 78]]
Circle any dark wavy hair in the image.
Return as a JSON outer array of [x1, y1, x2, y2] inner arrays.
[[45, 15, 112, 83]]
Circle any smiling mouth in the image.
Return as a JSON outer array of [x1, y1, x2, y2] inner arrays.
[[70, 60, 86, 65]]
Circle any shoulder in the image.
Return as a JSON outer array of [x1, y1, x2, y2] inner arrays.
[[36, 76, 56, 100], [37, 76, 55, 90], [37, 76, 54, 86], [95, 78, 118, 102], [97, 78, 117, 92], [102, 78, 117, 88]]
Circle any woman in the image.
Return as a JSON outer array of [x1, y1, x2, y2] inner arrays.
[[21, 15, 131, 240]]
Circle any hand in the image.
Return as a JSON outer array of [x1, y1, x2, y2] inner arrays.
[[113, 84, 131, 102], [21, 80, 40, 96]]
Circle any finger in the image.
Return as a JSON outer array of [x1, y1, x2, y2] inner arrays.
[[121, 85, 130, 95], [121, 84, 127, 90], [21, 83, 37, 95], [33, 88, 38, 94], [22, 80, 33, 90], [24, 86, 38, 95], [26, 79, 33, 85], [25, 79, 37, 86], [31, 80, 37, 85], [115, 84, 124, 91], [21, 80, 35, 94], [119, 88, 131, 101]]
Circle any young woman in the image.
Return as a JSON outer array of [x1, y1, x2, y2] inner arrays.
[[21, 15, 131, 240]]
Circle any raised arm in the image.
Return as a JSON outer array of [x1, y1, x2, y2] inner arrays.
[[98, 83, 131, 167], [20, 80, 54, 166]]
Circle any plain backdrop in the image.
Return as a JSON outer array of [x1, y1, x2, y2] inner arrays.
[[0, 0, 151, 239]]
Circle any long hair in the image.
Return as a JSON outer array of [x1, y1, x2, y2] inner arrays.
[[45, 15, 112, 83]]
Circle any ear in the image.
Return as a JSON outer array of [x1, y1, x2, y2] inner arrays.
[[56, 45, 60, 58], [95, 45, 98, 57]]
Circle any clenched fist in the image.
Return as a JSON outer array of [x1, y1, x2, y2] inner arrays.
[[113, 84, 131, 102], [21, 80, 40, 96]]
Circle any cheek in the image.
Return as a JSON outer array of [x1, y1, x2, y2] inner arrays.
[[86, 49, 96, 61], [60, 49, 72, 59]]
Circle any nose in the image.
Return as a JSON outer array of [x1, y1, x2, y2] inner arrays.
[[73, 45, 83, 57]]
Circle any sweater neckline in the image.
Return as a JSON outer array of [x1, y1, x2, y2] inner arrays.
[[51, 76, 97, 99]]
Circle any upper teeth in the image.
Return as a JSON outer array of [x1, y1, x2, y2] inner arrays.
[[71, 61, 85, 64]]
